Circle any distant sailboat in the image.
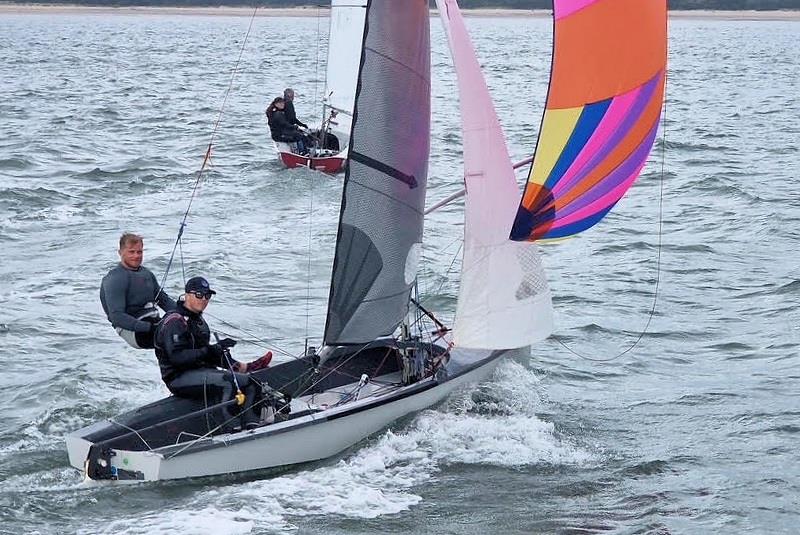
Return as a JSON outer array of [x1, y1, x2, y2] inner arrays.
[[274, 0, 366, 174], [66, 0, 666, 483]]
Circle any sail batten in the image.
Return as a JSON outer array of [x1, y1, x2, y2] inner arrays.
[[511, 0, 667, 243], [350, 152, 419, 189], [323, 0, 431, 346]]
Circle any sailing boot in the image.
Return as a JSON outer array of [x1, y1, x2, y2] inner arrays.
[[241, 381, 262, 430]]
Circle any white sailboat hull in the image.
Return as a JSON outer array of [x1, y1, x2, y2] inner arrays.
[[67, 347, 518, 483]]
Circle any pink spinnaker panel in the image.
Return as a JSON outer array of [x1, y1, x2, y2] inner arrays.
[[436, 0, 552, 350], [555, 0, 602, 20]]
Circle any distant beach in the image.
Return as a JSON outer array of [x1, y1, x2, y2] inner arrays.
[[0, 4, 799, 20]]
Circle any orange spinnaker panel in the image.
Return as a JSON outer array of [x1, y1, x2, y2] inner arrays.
[[550, 0, 667, 109]]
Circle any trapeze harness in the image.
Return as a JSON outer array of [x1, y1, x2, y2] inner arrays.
[[116, 304, 160, 350]]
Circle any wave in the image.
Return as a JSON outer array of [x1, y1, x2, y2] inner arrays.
[[0, 156, 35, 170]]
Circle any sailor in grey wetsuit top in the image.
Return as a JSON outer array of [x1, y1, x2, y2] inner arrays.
[[100, 233, 176, 349]]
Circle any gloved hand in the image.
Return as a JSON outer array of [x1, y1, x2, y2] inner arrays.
[[206, 338, 237, 366], [206, 344, 225, 363], [218, 337, 237, 350]]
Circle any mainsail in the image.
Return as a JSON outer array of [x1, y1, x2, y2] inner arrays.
[[436, 0, 553, 350], [323, 0, 431, 345], [322, 0, 367, 139], [511, 0, 668, 242]]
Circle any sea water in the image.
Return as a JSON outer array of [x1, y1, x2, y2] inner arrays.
[[0, 12, 798, 534]]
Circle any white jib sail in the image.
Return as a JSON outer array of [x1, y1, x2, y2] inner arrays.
[[436, 0, 553, 350], [322, 0, 367, 143]]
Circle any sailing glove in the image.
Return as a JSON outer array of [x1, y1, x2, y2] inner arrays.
[[206, 338, 237, 364], [218, 338, 237, 350]]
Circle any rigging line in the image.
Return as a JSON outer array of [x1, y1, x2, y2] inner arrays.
[[157, 5, 261, 296], [319, 3, 334, 128], [410, 297, 448, 334], [307, 345, 399, 387], [295, 339, 378, 399], [304, 183, 314, 340], [304, 119, 316, 340], [417, 240, 463, 311], [203, 374, 212, 435], [164, 380, 296, 459], [406, 308, 451, 343], [203, 310, 296, 358], [163, 403, 249, 460], [179, 236, 186, 285], [108, 419, 152, 451], [558, 95, 669, 364]]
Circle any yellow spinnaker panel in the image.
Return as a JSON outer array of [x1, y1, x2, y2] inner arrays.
[[524, 107, 581, 200]]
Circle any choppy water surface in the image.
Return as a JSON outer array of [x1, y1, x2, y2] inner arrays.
[[1, 12, 798, 534]]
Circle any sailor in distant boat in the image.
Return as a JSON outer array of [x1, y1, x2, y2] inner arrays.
[[154, 276, 270, 431], [266, 96, 312, 155], [282, 88, 308, 129], [284, 87, 341, 153], [100, 233, 176, 349]]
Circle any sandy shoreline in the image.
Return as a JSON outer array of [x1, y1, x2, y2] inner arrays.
[[0, 3, 799, 20]]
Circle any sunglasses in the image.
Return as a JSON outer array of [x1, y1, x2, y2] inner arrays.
[[191, 291, 213, 300]]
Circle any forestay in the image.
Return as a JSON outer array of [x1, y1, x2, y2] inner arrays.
[[322, 0, 367, 137], [436, 0, 553, 350], [511, 0, 668, 242], [324, 0, 431, 345]]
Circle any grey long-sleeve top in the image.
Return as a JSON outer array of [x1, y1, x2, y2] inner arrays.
[[99, 263, 176, 332]]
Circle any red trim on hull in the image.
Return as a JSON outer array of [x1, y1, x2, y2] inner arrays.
[[279, 152, 346, 174]]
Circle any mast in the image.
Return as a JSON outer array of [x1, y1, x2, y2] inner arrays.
[[323, 0, 432, 346]]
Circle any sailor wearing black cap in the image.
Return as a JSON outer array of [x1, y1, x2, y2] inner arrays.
[[153, 276, 263, 431]]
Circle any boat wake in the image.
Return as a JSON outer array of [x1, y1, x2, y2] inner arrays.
[[414, 360, 595, 468]]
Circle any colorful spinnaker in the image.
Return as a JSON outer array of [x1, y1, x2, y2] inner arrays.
[[510, 0, 668, 242]]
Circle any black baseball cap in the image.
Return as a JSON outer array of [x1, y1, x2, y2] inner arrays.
[[185, 276, 216, 295]]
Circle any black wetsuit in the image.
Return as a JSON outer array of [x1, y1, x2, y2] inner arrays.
[[284, 100, 307, 129], [100, 263, 176, 348], [268, 110, 304, 143], [154, 301, 261, 429]]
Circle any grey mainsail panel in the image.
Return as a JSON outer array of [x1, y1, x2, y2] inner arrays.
[[324, 0, 431, 345]]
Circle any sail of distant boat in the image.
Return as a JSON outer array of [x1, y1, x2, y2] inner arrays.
[[320, 0, 367, 146], [323, 0, 431, 345], [510, 0, 668, 242], [435, 0, 553, 350]]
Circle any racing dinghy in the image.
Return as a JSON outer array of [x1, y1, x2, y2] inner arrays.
[[66, 0, 666, 483], [67, 342, 525, 482], [274, 0, 365, 173]]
